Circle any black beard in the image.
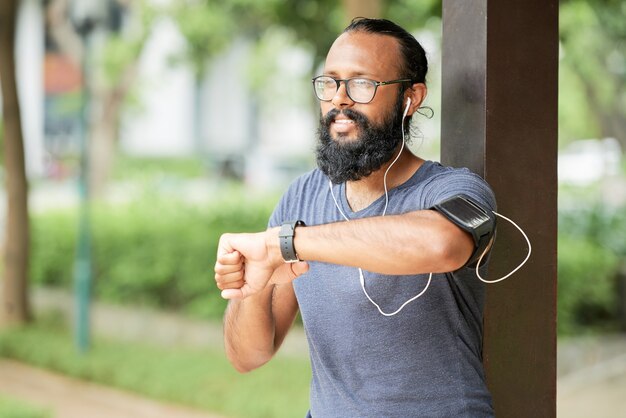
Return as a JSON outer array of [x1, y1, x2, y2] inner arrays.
[[316, 97, 405, 184]]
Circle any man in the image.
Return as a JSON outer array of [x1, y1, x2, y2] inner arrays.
[[214, 18, 496, 417]]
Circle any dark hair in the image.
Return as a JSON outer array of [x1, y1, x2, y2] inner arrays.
[[343, 17, 428, 84]]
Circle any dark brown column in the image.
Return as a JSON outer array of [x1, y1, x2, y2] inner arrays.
[[441, 1, 558, 416]]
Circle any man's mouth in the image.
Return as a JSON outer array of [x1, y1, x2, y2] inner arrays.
[[331, 116, 356, 134]]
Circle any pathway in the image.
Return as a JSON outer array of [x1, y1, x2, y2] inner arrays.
[[0, 359, 222, 418], [4, 288, 626, 417]]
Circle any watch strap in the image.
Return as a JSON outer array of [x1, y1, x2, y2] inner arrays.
[[279, 220, 305, 263]]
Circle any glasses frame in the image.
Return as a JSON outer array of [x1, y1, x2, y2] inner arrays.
[[312, 76, 413, 104]]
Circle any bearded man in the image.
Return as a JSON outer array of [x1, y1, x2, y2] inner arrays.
[[214, 18, 497, 417]]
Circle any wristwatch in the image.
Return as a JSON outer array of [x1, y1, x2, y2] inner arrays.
[[279, 220, 305, 263]]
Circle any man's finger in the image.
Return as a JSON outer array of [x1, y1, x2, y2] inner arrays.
[[217, 279, 245, 290], [215, 261, 243, 276], [216, 251, 241, 264], [217, 234, 235, 256], [290, 261, 309, 277], [221, 288, 243, 300], [270, 261, 309, 284]]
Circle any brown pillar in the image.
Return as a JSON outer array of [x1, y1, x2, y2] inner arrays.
[[441, 1, 558, 417]]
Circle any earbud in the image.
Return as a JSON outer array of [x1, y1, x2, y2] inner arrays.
[[403, 97, 411, 118]]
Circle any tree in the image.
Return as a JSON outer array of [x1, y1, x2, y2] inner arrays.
[[0, 0, 32, 326], [168, 0, 238, 155], [47, 0, 155, 196], [559, 0, 626, 148]]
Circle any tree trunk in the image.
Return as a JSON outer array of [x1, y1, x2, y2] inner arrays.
[[47, 0, 145, 198], [88, 62, 138, 196], [0, 0, 32, 326]]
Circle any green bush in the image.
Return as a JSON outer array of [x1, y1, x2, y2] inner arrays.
[[111, 155, 206, 181], [558, 236, 619, 334], [31, 180, 626, 333], [557, 202, 626, 334], [31, 191, 276, 319]]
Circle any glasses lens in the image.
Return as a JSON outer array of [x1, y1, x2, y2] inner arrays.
[[346, 78, 376, 103], [313, 76, 336, 101]]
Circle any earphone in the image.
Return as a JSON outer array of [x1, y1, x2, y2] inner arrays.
[[330, 96, 433, 317], [328, 95, 532, 316]]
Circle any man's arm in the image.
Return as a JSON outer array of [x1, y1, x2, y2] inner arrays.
[[215, 235, 307, 372], [222, 283, 299, 373], [214, 209, 474, 370], [215, 209, 474, 300], [295, 210, 475, 275]]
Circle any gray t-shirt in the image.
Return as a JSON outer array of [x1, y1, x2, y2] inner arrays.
[[269, 161, 496, 418]]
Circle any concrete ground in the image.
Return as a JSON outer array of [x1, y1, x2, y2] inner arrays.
[[559, 370, 626, 418], [557, 335, 626, 418], [0, 359, 222, 418]]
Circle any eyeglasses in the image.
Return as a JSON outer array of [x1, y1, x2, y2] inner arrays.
[[312, 76, 412, 104]]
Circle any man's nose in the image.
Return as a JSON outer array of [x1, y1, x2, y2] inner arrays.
[[331, 81, 355, 108]]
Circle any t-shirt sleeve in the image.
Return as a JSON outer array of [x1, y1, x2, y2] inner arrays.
[[422, 168, 497, 215], [268, 172, 311, 228], [268, 193, 287, 229]]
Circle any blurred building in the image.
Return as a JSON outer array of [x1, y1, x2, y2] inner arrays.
[[12, 0, 316, 189], [558, 137, 623, 185]]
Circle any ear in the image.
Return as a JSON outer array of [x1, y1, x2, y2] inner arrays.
[[404, 83, 427, 117]]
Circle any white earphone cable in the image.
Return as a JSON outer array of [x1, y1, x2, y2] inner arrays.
[[329, 99, 432, 316], [475, 211, 532, 283], [328, 99, 531, 315]]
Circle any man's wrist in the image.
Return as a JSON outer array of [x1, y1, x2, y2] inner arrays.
[[278, 220, 306, 263], [264, 227, 284, 268]]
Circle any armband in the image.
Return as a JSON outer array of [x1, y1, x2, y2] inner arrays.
[[430, 195, 496, 267]]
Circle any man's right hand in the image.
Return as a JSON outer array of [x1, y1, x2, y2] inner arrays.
[[214, 229, 308, 300]]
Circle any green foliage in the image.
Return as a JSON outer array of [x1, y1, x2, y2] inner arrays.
[[0, 396, 50, 418], [0, 322, 310, 418], [169, 1, 237, 77], [30, 210, 77, 288], [386, 0, 442, 30], [97, 0, 156, 89], [558, 202, 626, 334], [30, 191, 276, 319], [266, 0, 345, 68], [558, 236, 619, 334], [559, 0, 626, 145], [111, 155, 206, 181]]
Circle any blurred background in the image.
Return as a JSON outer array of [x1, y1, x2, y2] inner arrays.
[[0, 0, 625, 417]]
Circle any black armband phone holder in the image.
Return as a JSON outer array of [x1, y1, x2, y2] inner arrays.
[[431, 195, 496, 267]]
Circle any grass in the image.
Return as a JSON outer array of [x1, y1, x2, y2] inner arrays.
[[0, 320, 310, 418], [0, 396, 51, 418]]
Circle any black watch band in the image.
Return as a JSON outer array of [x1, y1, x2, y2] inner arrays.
[[279, 220, 305, 263]]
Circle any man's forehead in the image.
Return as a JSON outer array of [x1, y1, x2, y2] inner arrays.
[[323, 31, 402, 76]]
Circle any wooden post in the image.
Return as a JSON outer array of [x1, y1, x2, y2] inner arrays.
[[441, 1, 558, 416]]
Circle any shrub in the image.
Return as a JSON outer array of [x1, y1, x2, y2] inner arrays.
[[557, 236, 619, 334], [31, 191, 276, 319], [557, 202, 626, 334]]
